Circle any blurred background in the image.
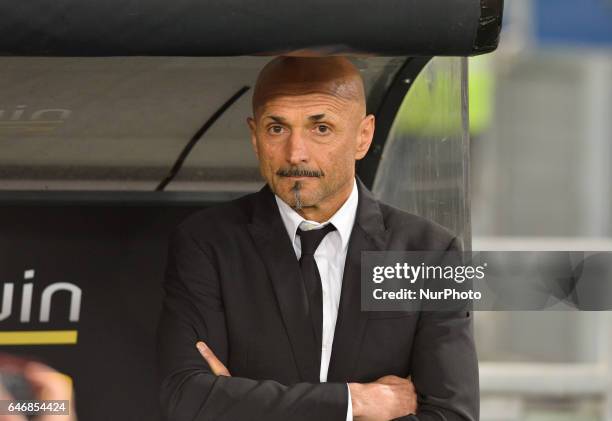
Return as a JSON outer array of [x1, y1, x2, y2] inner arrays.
[[470, 0, 612, 419]]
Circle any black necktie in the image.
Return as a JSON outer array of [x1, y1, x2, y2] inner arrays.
[[297, 223, 336, 354]]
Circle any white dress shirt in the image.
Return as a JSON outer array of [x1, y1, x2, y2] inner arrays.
[[274, 178, 358, 421]]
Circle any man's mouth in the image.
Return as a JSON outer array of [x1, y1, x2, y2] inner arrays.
[[283, 175, 312, 180]]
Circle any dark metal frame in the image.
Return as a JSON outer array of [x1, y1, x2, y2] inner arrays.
[[0, 190, 250, 207], [156, 86, 251, 191], [356, 56, 432, 189]]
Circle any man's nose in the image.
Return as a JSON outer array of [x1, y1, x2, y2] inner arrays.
[[285, 130, 309, 164]]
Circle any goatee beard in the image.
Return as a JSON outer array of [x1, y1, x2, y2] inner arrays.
[[291, 181, 303, 210]]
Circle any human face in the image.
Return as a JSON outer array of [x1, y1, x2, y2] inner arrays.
[[248, 91, 374, 217]]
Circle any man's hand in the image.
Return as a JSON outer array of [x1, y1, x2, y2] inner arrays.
[[196, 341, 417, 420], [349, 375, 418, 421], [0, 361, 77, 421], [196, 341, 231, 376]]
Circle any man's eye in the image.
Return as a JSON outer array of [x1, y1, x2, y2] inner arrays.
[[315, 125, 330, 134], [268, 125, 285, 135]]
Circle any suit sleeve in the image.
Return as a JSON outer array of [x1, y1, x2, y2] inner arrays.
[[156, 225, 348, 421], [403, 237, 480, 421]]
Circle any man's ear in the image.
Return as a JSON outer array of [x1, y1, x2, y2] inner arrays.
[[355, 114, 375, 160], [247, 116, 259, 159]]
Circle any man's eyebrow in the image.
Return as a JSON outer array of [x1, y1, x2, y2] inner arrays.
[[308, 114, 326, 121], [263, 115, 287, 124]]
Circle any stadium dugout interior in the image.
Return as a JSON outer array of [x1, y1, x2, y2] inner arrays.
[[0, 1, 502, 420]]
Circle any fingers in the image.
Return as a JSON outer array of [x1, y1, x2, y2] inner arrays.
[[404, 376, 418, 415], [22, 362, 77, 421], [374, 375, 404, 385], [373, 374, 418, 416], [24, 362, 73, 401], [196, 341, 231, 376], [0, 363, 76, 421]]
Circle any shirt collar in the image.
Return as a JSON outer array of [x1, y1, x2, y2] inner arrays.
[[274, 178, 358, 251]]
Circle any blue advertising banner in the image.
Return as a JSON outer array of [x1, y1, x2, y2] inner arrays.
[[535, 0, 612, 46]]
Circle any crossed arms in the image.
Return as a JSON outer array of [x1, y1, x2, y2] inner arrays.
[[156, 226, 479, 421]]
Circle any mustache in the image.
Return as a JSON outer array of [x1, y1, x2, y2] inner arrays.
[[276, 167, 324, 177]]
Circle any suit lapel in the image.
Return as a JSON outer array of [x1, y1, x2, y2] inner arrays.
[[247, 184, 321, 382], [327, 179, 389, 382]]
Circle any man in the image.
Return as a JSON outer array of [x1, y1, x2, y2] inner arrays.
[[156, 56, 478, 421]]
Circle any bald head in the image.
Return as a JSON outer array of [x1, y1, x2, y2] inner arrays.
[[247, 56, 375, 221], [252, 56, 366, 118]]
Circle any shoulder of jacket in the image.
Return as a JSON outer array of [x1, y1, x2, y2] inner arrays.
[[377, 200, 457, 248], [175, 190, 258, 236]]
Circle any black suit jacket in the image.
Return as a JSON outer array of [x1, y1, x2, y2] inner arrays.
[[157, 179, 479, 421]]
